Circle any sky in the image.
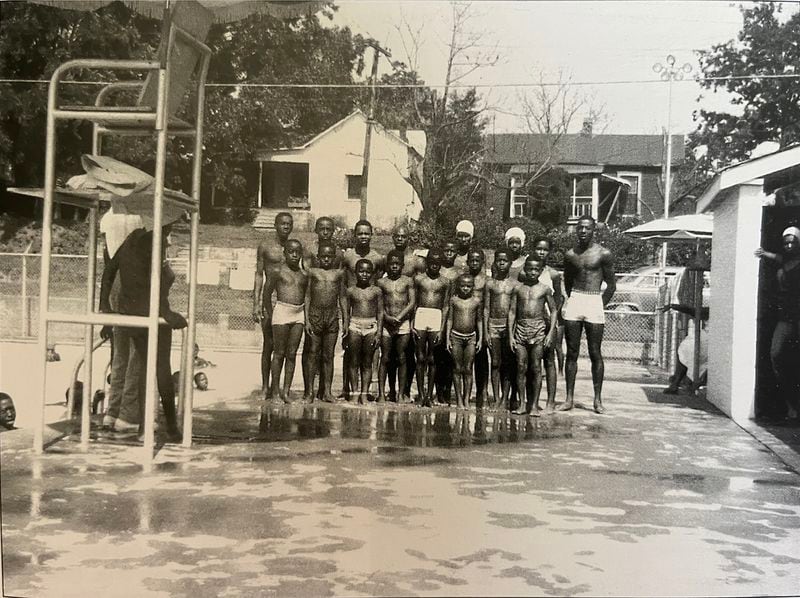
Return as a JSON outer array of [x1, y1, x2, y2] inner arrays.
[[331, 0, 798, 136]]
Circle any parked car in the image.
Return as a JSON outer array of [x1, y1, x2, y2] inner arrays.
[[611, 266, 709, 313]]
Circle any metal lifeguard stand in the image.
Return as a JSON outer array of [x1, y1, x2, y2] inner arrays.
[[19, 3, 212, 465]]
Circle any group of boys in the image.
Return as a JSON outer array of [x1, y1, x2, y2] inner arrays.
[[253, 212, 615, 415]]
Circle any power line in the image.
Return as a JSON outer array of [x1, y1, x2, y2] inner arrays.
[[0, 73, 798, 88]]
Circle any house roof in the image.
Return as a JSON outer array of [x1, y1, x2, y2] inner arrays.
[[255, 110, 424, 160], [484, 133, 685, 167], [696, 143, 800, 213]]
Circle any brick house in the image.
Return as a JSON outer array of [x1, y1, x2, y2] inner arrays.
[[483, 130, 685, 224]]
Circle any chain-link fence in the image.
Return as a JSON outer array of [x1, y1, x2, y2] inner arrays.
[[1, 252, 679, 366]]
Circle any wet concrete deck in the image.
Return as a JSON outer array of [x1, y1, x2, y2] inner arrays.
[[2, 359, 800, 596]]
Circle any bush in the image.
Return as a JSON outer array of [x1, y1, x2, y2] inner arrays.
[[0, 213, 89, 254]]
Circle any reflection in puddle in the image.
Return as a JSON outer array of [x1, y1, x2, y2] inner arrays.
[[191, 404, 576, 449]]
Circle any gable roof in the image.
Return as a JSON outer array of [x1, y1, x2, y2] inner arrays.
[[484, 133, 685, 167], [255, 110, 424, 160]]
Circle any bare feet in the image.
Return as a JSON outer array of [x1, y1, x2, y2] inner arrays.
[[593, 399, 605, 414], [557, 400, 574, 412], [376, 394, 386, 404], [544, 403, 555, 414], [322, 394, 335, 403]]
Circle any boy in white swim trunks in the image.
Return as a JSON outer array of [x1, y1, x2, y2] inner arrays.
[[413, 248, 450, 408], [264, 239, 308, 403], [509, 257, 558, 417], [344, 259, 384, 404], [561, 215, 616, 414], [377, 250, 416, 404], [484, 248, 516, 411]]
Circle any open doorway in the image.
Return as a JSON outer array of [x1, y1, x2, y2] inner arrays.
[[260, 162, 309, 209], [755, 205, 800, 419]]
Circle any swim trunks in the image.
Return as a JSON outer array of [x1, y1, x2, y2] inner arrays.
[[308, 306, 339, 336], [514, 318, 546, 346], [450, 329, 477, 349], [414, 307, 443, 332], [271, 301, 304, 326], [487, 317, 508, 340], [349, 316, 378, 336], [562, 291, 605, 325], [382, 318, 411, 337]]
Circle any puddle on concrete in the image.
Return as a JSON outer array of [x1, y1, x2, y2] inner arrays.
[[190, 404, 578, 449]]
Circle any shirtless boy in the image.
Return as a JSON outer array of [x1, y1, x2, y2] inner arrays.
[[303, 216, 343, 269], [446, 274, 484, 410], [263, 239, 307, 403], [304, 242, 348, 402], [530, 236, 565, 409], [466, 247, 489, 406], [413, 248, 450, 408], [440, 240, 461, 284], [254, 212, 294, 393], [509, 257, 558, 416], [560, 215, 616, 414], [341, 220, 384, 397], [345, 259, 384, 404], [484, 248, 516, 410], [377, 250, 416, 404]]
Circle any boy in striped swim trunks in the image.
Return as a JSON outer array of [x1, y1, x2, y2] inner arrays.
[[484, 248, 517, 411], [509, 257, 558, 417], [344, 259, 384, 404], [263, 239, 308, 404], [445, 274, 484, 410]]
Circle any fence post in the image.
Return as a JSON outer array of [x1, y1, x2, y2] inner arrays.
[[21, 242, 33, 337]]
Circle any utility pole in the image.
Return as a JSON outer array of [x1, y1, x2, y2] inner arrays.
[[360, 40, 391, 220]]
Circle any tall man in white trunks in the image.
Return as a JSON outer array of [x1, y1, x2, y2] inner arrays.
[[560, 215, 616, 414]]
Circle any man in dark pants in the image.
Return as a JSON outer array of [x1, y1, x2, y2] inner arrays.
[[253, 212, 294, 398], [100, 225, 186, 441], [559, 215, 616, 414]]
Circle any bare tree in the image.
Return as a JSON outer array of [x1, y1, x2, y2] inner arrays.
[[395, 2, 500, 217]]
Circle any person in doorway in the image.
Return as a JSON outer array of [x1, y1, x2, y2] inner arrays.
[[756, 226, 800, 420], [560, 215, 616, 414], [253, 212, 294, 396]]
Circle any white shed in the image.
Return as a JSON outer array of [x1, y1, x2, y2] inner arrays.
[[696, 144, 800, 423], [254, 110, 424, 230]]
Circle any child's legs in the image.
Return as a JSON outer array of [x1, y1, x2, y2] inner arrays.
[[396, 334, 411, 399], [269, 324, 291, 396], [514, 344, 529, 411], [474, 343, 489, 404], [415, 332, 429, 400], [321, 331, 337, 398], [463, 338, 477, 406], [360, 333, 378, 394], [542, 340, 557, 405], [348, 333, 364, 397], [528, 343, 544, 410], [261, 317, 273, 391], [451, 337, 466, 405], [307, 333, 324, 397], [282, 324, 304, 395], [489, 337, 504, 406], [378, 334, 393, 397]]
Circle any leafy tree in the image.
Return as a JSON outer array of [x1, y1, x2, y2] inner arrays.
[[692, 2, 800, 173]]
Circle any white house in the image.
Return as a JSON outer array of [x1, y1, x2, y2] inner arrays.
[[695, 144, 800, 424], [254, 110, 424, 230]]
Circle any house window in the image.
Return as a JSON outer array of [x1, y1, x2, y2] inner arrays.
[[347, 175, 363, 200], [618, 171, 641, 215], [571, 176, 594, 219]]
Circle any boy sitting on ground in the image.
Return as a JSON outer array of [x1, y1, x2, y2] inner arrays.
[[377, 249, 416, 404], [446, 274, 484, 410], [344, 259, 383, 404], [304, 242, 348, 403], [509, 256, 558, 416], [413, 248, 451, 408], [484, 248, 517, 411], [263, 239, 308, 404]]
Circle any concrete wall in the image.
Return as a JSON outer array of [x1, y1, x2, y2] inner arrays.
[[706, 182, 763, 422], [266, 115, 421, 230]]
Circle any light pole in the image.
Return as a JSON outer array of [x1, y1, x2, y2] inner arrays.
[[652, 54, 692, 223]]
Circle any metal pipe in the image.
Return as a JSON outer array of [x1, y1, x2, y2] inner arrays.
[[35, 63, 62, 454], [80, 207, 98, 449], [45, 312, 171, 327], [182, 48, 210, 448]]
